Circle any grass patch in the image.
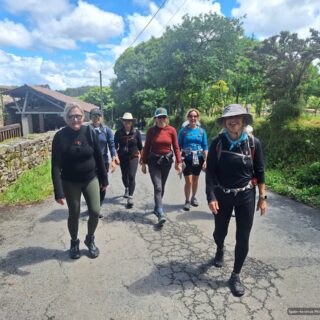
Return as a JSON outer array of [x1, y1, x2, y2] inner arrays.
[[0, 160, 53, 206], [266, 168, 320, 208]]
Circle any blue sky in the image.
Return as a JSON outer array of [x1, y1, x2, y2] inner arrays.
[[0, 0, 319, 89]]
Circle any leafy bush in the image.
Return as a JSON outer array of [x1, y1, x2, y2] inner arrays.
[[295, 162, 320, 187]]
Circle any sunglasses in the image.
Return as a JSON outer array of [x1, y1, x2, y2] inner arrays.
[[157, 115, 167, 119], [68, 115, 83, 120], [188, 115, 198, 118]]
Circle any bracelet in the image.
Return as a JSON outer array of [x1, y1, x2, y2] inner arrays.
[[259, 195, 267, 200]]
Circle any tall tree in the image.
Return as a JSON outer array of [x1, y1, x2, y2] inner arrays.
[[251, 29, 320, 121]]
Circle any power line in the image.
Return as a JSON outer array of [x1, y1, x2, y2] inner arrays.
[[163, 0, 189, 30], [128, 0, 169, 48]]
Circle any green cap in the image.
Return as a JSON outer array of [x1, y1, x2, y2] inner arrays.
[[154, 107, 168, 117]]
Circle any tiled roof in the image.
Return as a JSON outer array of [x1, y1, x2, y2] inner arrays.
[[4, 85, 98, 113]]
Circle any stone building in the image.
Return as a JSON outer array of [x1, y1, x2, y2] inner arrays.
[[3, 85, 98, 135]]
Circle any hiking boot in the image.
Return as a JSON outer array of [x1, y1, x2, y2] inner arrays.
[[123, 188, 129, 198], [229, 272, 245, 297], [157, 208, 166, 225], [127, 196, 134, 208], [183, 201, 191, 211], [191, 196, 199, 207], [84, 235, 100, 259], [69, 239, 80, 259], [213, 246, 225, 268], [153, 207, 158, 217]]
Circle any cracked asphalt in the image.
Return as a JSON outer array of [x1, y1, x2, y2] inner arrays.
[[0, 166, 319, 320]]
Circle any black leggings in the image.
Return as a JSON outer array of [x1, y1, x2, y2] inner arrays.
[[119, 156, 139, 196], [213, 188, 256, 274], [148, 157, 172, 210]]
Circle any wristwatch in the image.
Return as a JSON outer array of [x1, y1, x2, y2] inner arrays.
[[259, 195, 267, 200]]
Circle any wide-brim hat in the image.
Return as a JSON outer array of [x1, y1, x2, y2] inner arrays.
[[120, 112, 136, 121], [216, 104, 253, 125]]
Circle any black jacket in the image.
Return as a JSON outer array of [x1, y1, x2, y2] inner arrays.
[[206, 133, 265, 203], [51, 125, 108, 200]]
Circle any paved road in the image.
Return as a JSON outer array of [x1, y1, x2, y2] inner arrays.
[[0, 166, 319, 320]]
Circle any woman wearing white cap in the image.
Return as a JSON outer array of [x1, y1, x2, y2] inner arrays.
[[206, 104, 267, 297], [114, 112, 143, 208]]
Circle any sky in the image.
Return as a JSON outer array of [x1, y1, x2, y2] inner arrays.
[[0, 0, 319, 90]]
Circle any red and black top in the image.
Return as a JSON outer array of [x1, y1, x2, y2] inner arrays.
[[141, 125, 182, 164]]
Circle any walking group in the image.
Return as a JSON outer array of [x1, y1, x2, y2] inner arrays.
[[51, 102, 267, 297]]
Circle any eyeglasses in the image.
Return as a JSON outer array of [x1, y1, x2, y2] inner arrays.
[[68, 114, 83, 120], [188, 115, 198, 118], [157, 115, 167, 119]]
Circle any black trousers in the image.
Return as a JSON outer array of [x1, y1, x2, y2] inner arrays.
[[119, 156, 139, 196], [147, 156, 173, 210], [213, 187, 256, 274]]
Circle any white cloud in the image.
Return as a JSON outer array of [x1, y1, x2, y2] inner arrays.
[[54, 1, 124, 43], [0, 19, 32, 48], [4, 0, 71, 19], [113, 0, 222, 58], [0, 0, 124, 50], [232, 0, 320, 38], [0, 50, 114, 90]]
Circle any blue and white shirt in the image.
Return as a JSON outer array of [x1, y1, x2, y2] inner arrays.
[[178, 125, 208, 160]]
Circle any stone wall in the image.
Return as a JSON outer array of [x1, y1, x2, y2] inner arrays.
[[0, 131, 55, 192]]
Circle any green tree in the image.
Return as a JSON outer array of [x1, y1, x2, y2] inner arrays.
[[251, 29, 320, 122], [80, 86, 114, 117], [307, 96, 320, 115]]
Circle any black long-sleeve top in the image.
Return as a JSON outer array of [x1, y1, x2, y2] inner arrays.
[[51, 125, 108, 200], [114, 127, 143, 158], [206, 133, 265, 203]]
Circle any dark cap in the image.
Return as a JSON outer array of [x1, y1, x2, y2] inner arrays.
[[90, 108, 102, 117]]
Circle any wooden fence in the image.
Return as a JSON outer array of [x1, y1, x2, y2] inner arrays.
[[0, 123, 21, 142]]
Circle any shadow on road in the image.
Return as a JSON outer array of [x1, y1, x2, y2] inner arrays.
[[126, 260, 228, 296], [176, 210, 214, 221], [39, 209, 68, 222], [0, 247, 73, 276], [106, 209, 155, 227]]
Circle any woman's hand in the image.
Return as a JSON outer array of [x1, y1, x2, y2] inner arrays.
[[141, 163, 147, 174], [202, 160, 207, 171], [56, 198, 65, 205], [208, 201, 219, 215], [256, 199, 267, 216], [114, 156, 120, 165], [110, 161, 117, 173], [175, 162, 183, 175]]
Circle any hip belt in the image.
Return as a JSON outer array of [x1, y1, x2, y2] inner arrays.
[[181, 149, 203, 166], [217, 181, 254, 196], [148, 151, 173, 165]]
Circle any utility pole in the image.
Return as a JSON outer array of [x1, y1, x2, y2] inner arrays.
[[99, 70, 103, 111]]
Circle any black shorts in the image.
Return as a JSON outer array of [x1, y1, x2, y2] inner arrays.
[[183, 157, 204, 177]]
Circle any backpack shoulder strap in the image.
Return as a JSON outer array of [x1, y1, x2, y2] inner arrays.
[[216, 138, 222, 161], [181, 125, 189, 148], [248, 134, 255, 161]]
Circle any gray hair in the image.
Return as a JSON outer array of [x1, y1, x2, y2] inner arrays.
[[63, 103, 84, 123]]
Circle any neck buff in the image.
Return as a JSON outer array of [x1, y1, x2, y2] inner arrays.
[[223, 130, 247, 151]]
